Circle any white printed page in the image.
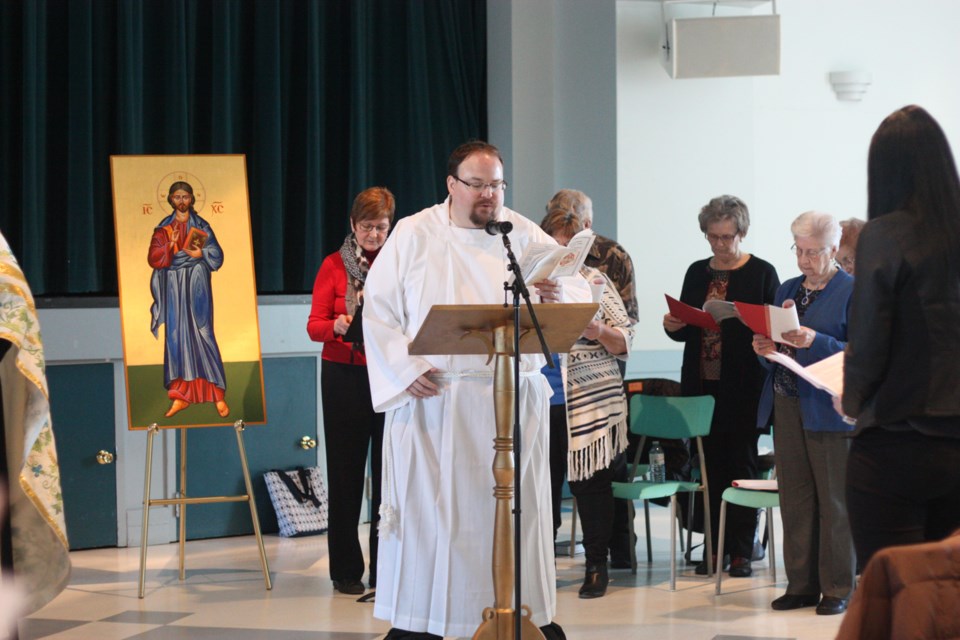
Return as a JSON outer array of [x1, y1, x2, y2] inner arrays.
[[768, 304, 801, 344], [764, 350, 844, 397], [804, 350, 844, 397]]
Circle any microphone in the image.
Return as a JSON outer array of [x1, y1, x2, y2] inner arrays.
[[485, 219, 513, 236]]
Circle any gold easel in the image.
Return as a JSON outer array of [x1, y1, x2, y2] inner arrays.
[[410, 303, 596, 640], [137, 419, 272, 598]]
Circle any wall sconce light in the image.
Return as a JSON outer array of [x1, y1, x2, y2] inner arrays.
[[829, 71, 872, 101]]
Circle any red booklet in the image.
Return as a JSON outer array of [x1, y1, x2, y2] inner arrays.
[[734, 301, 800, 343], [664, 294, 720, 331]]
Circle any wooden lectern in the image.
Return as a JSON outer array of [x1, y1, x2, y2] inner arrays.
[[410, 303, 598, 640]]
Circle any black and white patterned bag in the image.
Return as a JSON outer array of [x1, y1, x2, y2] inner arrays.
[[263, 466, 329, 537]]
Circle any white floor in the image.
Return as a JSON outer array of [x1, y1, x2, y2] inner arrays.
[[19, 504, 845, 639]]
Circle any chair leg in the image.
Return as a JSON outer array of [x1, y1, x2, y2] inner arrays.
[[715, 499, 727, 595], [669, 495, 678, 591], [685, 495, 695, 563], [569, 497, 578, 558], [644, 500, 653, 563], [628, 500, 638, 575], [767, 506, 777, 584]]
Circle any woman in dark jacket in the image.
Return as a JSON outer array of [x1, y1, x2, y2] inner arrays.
[[663, 195, 779, 577], [839, 105, 960, 567]]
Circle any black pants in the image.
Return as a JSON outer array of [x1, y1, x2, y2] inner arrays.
[[697, 380, 759, 560], [846, 426, 960, 567], [320, 359, 384, 584], [569, 461, 619, 565], [549, 403, 625, 565], [550, 404, 568, 537], [700, 429, 760, 559]]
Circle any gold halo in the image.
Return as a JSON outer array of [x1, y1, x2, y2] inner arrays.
[[157, 171, 207, 214]]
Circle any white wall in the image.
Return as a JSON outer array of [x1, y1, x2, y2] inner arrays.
[[488, 0, 619, 239], [617, 0, 960, 353]]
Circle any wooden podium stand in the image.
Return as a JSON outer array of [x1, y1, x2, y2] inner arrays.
[[410, 303, 597, 640]]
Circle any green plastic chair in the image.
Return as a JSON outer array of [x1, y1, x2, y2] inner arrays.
[[714, 480, 780, 595], [611, 394, 715, 591]]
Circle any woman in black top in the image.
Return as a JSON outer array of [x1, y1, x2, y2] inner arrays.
[[839, 105, 960, 566], [663, 195, 780, 577]]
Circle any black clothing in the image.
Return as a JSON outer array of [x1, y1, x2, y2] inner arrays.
[[846, 427, 960, 566], [320, 359, 384, 586], [844, 211, 960, 430], [549, 402, 624, 566], [842, 211, 960, 565], [568, 457, 620, 566], [666, 255, 779, 558], [549, 403, 568, 537], [666, 255, 780, 435]]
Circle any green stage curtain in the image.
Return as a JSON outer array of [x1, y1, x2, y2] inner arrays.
[[0, 0, 487, 295]]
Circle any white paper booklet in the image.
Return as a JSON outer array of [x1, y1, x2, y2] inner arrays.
[[516, 228, 595, 285], [731, 479, 779, 491], [764, 350, 845, 397], [768, 304, 802, 343]]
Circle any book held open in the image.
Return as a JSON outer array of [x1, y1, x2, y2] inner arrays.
[[516, 228, 595, 285], [735, 301, 800, 343], [664, 294, 738, 331]]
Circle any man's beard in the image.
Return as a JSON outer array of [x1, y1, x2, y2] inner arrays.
[[468, 200, 498, 227]]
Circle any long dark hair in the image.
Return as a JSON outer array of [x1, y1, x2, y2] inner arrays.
[[867, 105, 960, 243]]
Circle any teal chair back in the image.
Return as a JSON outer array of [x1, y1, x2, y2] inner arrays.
[[613, 393, 717, 589], [628, 394, 715, 439]]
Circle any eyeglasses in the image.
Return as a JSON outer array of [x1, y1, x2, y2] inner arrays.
[[791, 244, 831, 259], [705, 233, 738, 243], [452, 175, 508, 194], [356, 222, 390, 234], [837, 255, 855, 269]]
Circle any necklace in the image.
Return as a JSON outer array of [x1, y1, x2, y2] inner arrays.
[[800, 268, 837, 305], [800, 285, 819, 306]]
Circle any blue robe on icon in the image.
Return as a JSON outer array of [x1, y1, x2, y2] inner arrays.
[[148, 209, 227, 399]]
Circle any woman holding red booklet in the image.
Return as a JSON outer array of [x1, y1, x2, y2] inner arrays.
[[663, 195, 779, 578], [752, 211, 856, 616]]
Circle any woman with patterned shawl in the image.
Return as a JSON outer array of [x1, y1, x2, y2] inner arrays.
[[541, 208, 635, 599], [0, 230, 70, 619], [307, 187, 395, 595]]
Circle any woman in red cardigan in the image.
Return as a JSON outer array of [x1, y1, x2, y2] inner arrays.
[[307, 186, 395, 595]]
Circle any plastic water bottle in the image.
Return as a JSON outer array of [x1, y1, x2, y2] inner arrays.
[[649, 441, 666, 483]]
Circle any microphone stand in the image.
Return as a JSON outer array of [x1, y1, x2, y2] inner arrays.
[[500, 231, 553, 640]]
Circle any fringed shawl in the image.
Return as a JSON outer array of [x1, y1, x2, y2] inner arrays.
[[566, 268, 635, 482]]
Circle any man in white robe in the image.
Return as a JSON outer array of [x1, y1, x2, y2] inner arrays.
[[363, 142, 585, 639]]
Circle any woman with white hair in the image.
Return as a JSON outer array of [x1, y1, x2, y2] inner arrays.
[[752, 211, 856, 616]]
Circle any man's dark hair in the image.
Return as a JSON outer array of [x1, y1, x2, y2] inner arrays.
[[868, 105, 960, 244], [166, 181, 195, 208], [447, 141, 503, 177]]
